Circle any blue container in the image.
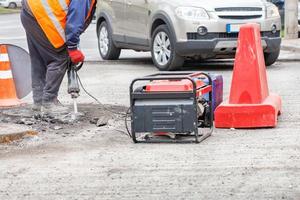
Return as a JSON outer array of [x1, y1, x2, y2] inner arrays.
[[198, 74, 223, 112]]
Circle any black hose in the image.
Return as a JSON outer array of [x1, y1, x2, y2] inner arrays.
[[125, 107, 132, 138], [75, 72, 132, 138], [76, 72, 126, 116]]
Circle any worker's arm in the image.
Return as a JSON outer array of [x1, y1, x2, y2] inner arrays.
[[65, 0, 93, 50]]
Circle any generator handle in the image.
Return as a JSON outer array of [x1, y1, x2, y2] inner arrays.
[[144, 72, 212, 86], [145, 72, 207, 78], [130, 76, 196, 96], [130, 72, 213, 95]]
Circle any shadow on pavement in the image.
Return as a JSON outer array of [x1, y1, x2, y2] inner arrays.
[[182, 59, 234, 71], [108, 56, 235, 71]]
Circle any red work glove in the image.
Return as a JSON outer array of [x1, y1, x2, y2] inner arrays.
[[68, 49, 85, 64]]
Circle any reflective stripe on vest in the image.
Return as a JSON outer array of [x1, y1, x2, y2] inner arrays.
[[27, 0, 70, 48], [28, 0, 95, 49]]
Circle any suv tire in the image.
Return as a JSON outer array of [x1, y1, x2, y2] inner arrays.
[[264, 49, 280, 66], [8, 2, 17, 9], [97, 21, 121, 60], [151, 25, 184, 71]]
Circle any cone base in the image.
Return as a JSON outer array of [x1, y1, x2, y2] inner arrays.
[[0, 98, 24, 108], [215, 94, 282, 128]]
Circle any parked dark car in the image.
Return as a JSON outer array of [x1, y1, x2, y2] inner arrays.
[[268, 0, 285, 26], [269, 0, 284, 9], [269, 0, 300, 26]]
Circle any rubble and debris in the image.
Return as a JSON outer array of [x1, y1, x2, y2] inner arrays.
[[89, 117, 99, 125], [0, 104, 126, 143], [96, 116, 109, 127], [1, 117, 12, 123], [16, 118, 34, 126], [52, 126, 63, 130]]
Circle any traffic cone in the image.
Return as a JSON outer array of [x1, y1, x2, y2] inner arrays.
[[0, 45, 23, 107], [214, 23, 282, 128]]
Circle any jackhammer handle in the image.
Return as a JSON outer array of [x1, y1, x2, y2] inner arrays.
[[68, 59, 84, 71]]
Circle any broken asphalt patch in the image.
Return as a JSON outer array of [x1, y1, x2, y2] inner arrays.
[[0, 104, 129, 144]]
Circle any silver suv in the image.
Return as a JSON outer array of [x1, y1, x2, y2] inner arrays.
[[96, 0, 281, 71]]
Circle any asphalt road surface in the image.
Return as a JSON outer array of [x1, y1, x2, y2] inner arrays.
[[1, 60, 300, 200], [0, 13, 300, 200]]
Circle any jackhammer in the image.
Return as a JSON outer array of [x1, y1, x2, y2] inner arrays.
[[67, 61, 83, 120]]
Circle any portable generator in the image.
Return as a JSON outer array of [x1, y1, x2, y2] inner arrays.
[[129, 72, 213, 143]]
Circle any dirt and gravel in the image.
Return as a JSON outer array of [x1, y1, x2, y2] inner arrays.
[[0, 61, 300, 200], [0, 103, 128, 144], [1, 12, 300, 200]]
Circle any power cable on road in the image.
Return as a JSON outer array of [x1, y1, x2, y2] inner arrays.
[[76, 72, 132, 138]]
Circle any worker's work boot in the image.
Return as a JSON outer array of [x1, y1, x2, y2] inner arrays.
[[41, 99, 70, 119], [30, 103, 42, 119], [32, 103, 42, 112]]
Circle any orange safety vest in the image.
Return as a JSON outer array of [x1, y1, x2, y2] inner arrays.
[[27, 0, 96, 49]]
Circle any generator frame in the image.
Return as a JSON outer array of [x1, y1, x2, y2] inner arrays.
[[129, 72, 213, 143]]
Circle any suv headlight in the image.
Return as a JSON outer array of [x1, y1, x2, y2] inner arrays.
[[175, 7, 209, 20], [266, 4, 280, 18]]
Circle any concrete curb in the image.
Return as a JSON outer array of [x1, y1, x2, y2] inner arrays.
[[84, 46, 300, 64], [281, 45, 300, 53], [0, 124, 38, 143], [84, 59, 153, 65], [84, 58, 300, 64], [277, 58, 300, 62]]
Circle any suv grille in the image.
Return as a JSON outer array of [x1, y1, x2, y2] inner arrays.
[[215, 7, 262, 12], [215, 7, 263, 20], [187, 31, 280, 40], [218, 15, 262, 20]]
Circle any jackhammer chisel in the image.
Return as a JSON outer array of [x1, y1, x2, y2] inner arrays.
[[67, 61, 83, 120]]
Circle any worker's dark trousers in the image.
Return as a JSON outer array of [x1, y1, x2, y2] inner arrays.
[[20, 9, 69, 104]]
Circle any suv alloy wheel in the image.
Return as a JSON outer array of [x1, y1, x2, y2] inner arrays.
[[151, 25, 184, 71], [97, 21, 121, 60]]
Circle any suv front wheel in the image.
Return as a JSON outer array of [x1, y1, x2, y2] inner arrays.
[[264, 49, 280, 66], [97, 21, 121, 60], [8, 2, 17, 9], [151, 25, 184, 71]]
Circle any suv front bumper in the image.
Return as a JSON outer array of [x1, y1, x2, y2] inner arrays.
[[175, 32, 281, 58]]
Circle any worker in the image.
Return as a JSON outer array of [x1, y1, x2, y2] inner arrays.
[[20, 0, 96, 115]]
